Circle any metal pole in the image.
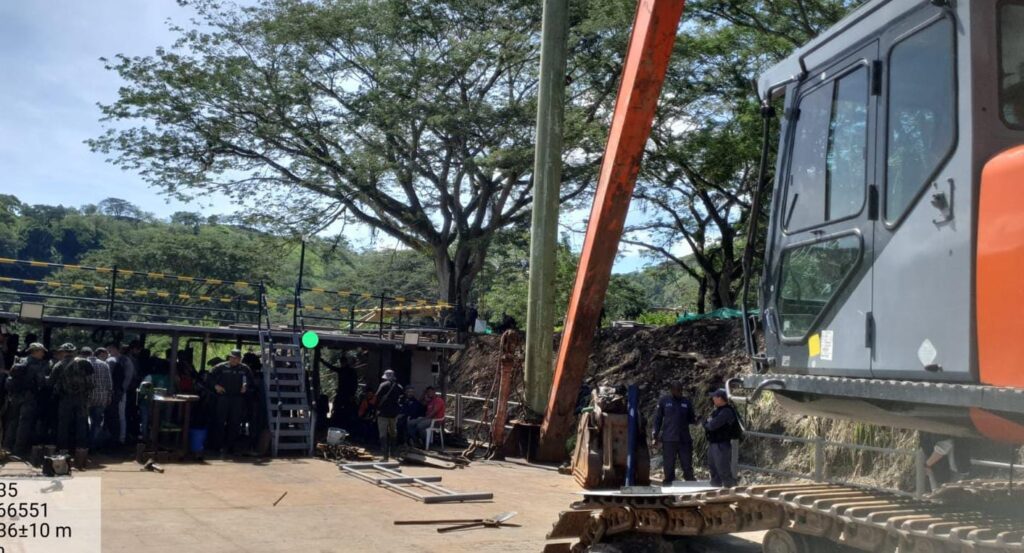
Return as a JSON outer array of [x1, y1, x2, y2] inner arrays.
[[814, 436, 826, 482], [168, 332, 180, 394], [200, 333, 209, 370], [626, 384, 638, 486], [294, 239, 306, 331], [523, 0, 569, 416], [455, 393, 464, 434], [378, 295, 385, 339], [108, 266, 118, 320], [349, 305, 355, 333]]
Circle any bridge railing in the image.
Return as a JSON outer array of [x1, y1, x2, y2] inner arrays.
[[0, 257, 261, 327], [290, 285, 452, 337], [0, 256, 455, 336]]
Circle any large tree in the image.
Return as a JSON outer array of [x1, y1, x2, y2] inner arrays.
[[90, 0, 623, 308], [624, 0, 861, 312]]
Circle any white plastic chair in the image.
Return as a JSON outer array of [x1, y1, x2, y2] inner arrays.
[[424, 418, 445, 450]]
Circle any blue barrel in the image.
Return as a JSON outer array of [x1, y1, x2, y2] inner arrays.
[[189, 428, 208, 453]]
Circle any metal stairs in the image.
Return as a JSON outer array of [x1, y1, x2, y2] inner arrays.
[[259, 330, 315, 456]]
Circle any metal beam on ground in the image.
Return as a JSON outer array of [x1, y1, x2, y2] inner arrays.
[[524, 0, 570, 415], [537, 0, 686, 461]]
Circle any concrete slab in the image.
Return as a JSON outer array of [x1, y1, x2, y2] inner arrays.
[[0, 456, 764, 552]]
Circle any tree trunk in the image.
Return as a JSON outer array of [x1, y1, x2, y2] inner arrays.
[[432, 239, 489, 329], [696, 275, 707, 314]]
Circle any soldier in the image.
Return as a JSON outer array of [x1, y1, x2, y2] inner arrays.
[[208, 350, 254, 456], [652, 382, 697, 484], [703, 389, 742, 488], [4, 343, 46, 455], [36, 343, 74, 445], [50, 344, 94, 459]]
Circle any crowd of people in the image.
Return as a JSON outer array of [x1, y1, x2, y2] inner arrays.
[[346, 370, 447, 459], [0, 332, 272, 464]]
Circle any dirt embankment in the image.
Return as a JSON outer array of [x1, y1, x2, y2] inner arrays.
[[448, 320, 746, 415], [447, 320, 916, 491]]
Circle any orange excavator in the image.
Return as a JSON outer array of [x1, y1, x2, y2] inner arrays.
[[541, 0, 1024, 551]]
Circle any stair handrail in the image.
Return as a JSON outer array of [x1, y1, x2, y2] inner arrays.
[[294, 296, 315, 453], [257, 282, 285, 456]]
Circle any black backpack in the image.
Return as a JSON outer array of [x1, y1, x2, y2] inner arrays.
[[7, 362, 33, 395]]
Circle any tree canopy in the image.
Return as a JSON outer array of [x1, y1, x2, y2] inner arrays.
[[90, 0, 632, 309]]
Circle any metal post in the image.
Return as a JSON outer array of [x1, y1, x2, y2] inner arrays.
[[349, 305, 355, 333], [378, 295, 385, 339], [455, 393, 464, 434], [626, 384, 638, 486], [814, 437, 826, 482], [915, 448, 928, 497], [731, 439, 740, 477], [294, 239, 306, 331], [108, 266, 118, 320], [524, 0, 569, 416], [168, 332, 180, 394], [200, 333, 209, 370]]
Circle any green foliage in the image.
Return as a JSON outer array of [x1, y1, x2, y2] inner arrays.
[[88, 0, 624, 306], [626, 0, 862, 312], [635, 311, 678, 327], [476, 231, 578, 325]]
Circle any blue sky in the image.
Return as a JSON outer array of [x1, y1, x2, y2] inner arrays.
[[0, 0, 659, 273]]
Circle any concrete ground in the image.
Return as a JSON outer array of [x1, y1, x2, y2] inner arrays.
[[2, 456, 764, 552]]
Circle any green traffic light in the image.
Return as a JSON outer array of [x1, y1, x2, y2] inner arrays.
[[301, 331, 320, 349]]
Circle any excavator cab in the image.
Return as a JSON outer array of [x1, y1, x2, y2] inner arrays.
[[745, 0, 1024, 443]]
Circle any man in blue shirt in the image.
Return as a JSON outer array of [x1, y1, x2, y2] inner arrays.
[[652, 382, 696, 484]]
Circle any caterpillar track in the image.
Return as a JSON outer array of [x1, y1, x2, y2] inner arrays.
[[543, 481, 1024, 553]]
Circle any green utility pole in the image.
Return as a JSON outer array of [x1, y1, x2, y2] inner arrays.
[[524, 0, 569, 415]]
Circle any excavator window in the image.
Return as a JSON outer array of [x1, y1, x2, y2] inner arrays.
[[785, 66, 869, 232], [778, 234, 861, 339], [999, 0, 1024, 129], [884, 18, 956, 223]]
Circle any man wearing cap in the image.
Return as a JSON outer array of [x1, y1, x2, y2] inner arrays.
[[375, 369, 403, 460], [50, 344, 94, 454], [208, 350, 254, 455], [3, 343, 46, 455], [85, 348, 113, 449], [703, 389, 741, 488], [652, 382, 697, 484], [36, 343, 72, 444]]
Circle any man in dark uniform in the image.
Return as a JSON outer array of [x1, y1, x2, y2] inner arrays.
[[652, 382, 697, 484], [703, 389, 741, 488], [50, 344, 94, 456], [208, 350, 253, 455], [36, 344, 71, 445], [4, 343, 46, 455]]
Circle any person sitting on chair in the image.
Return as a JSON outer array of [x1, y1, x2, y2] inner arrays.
[[406, 387, 445, 447]]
